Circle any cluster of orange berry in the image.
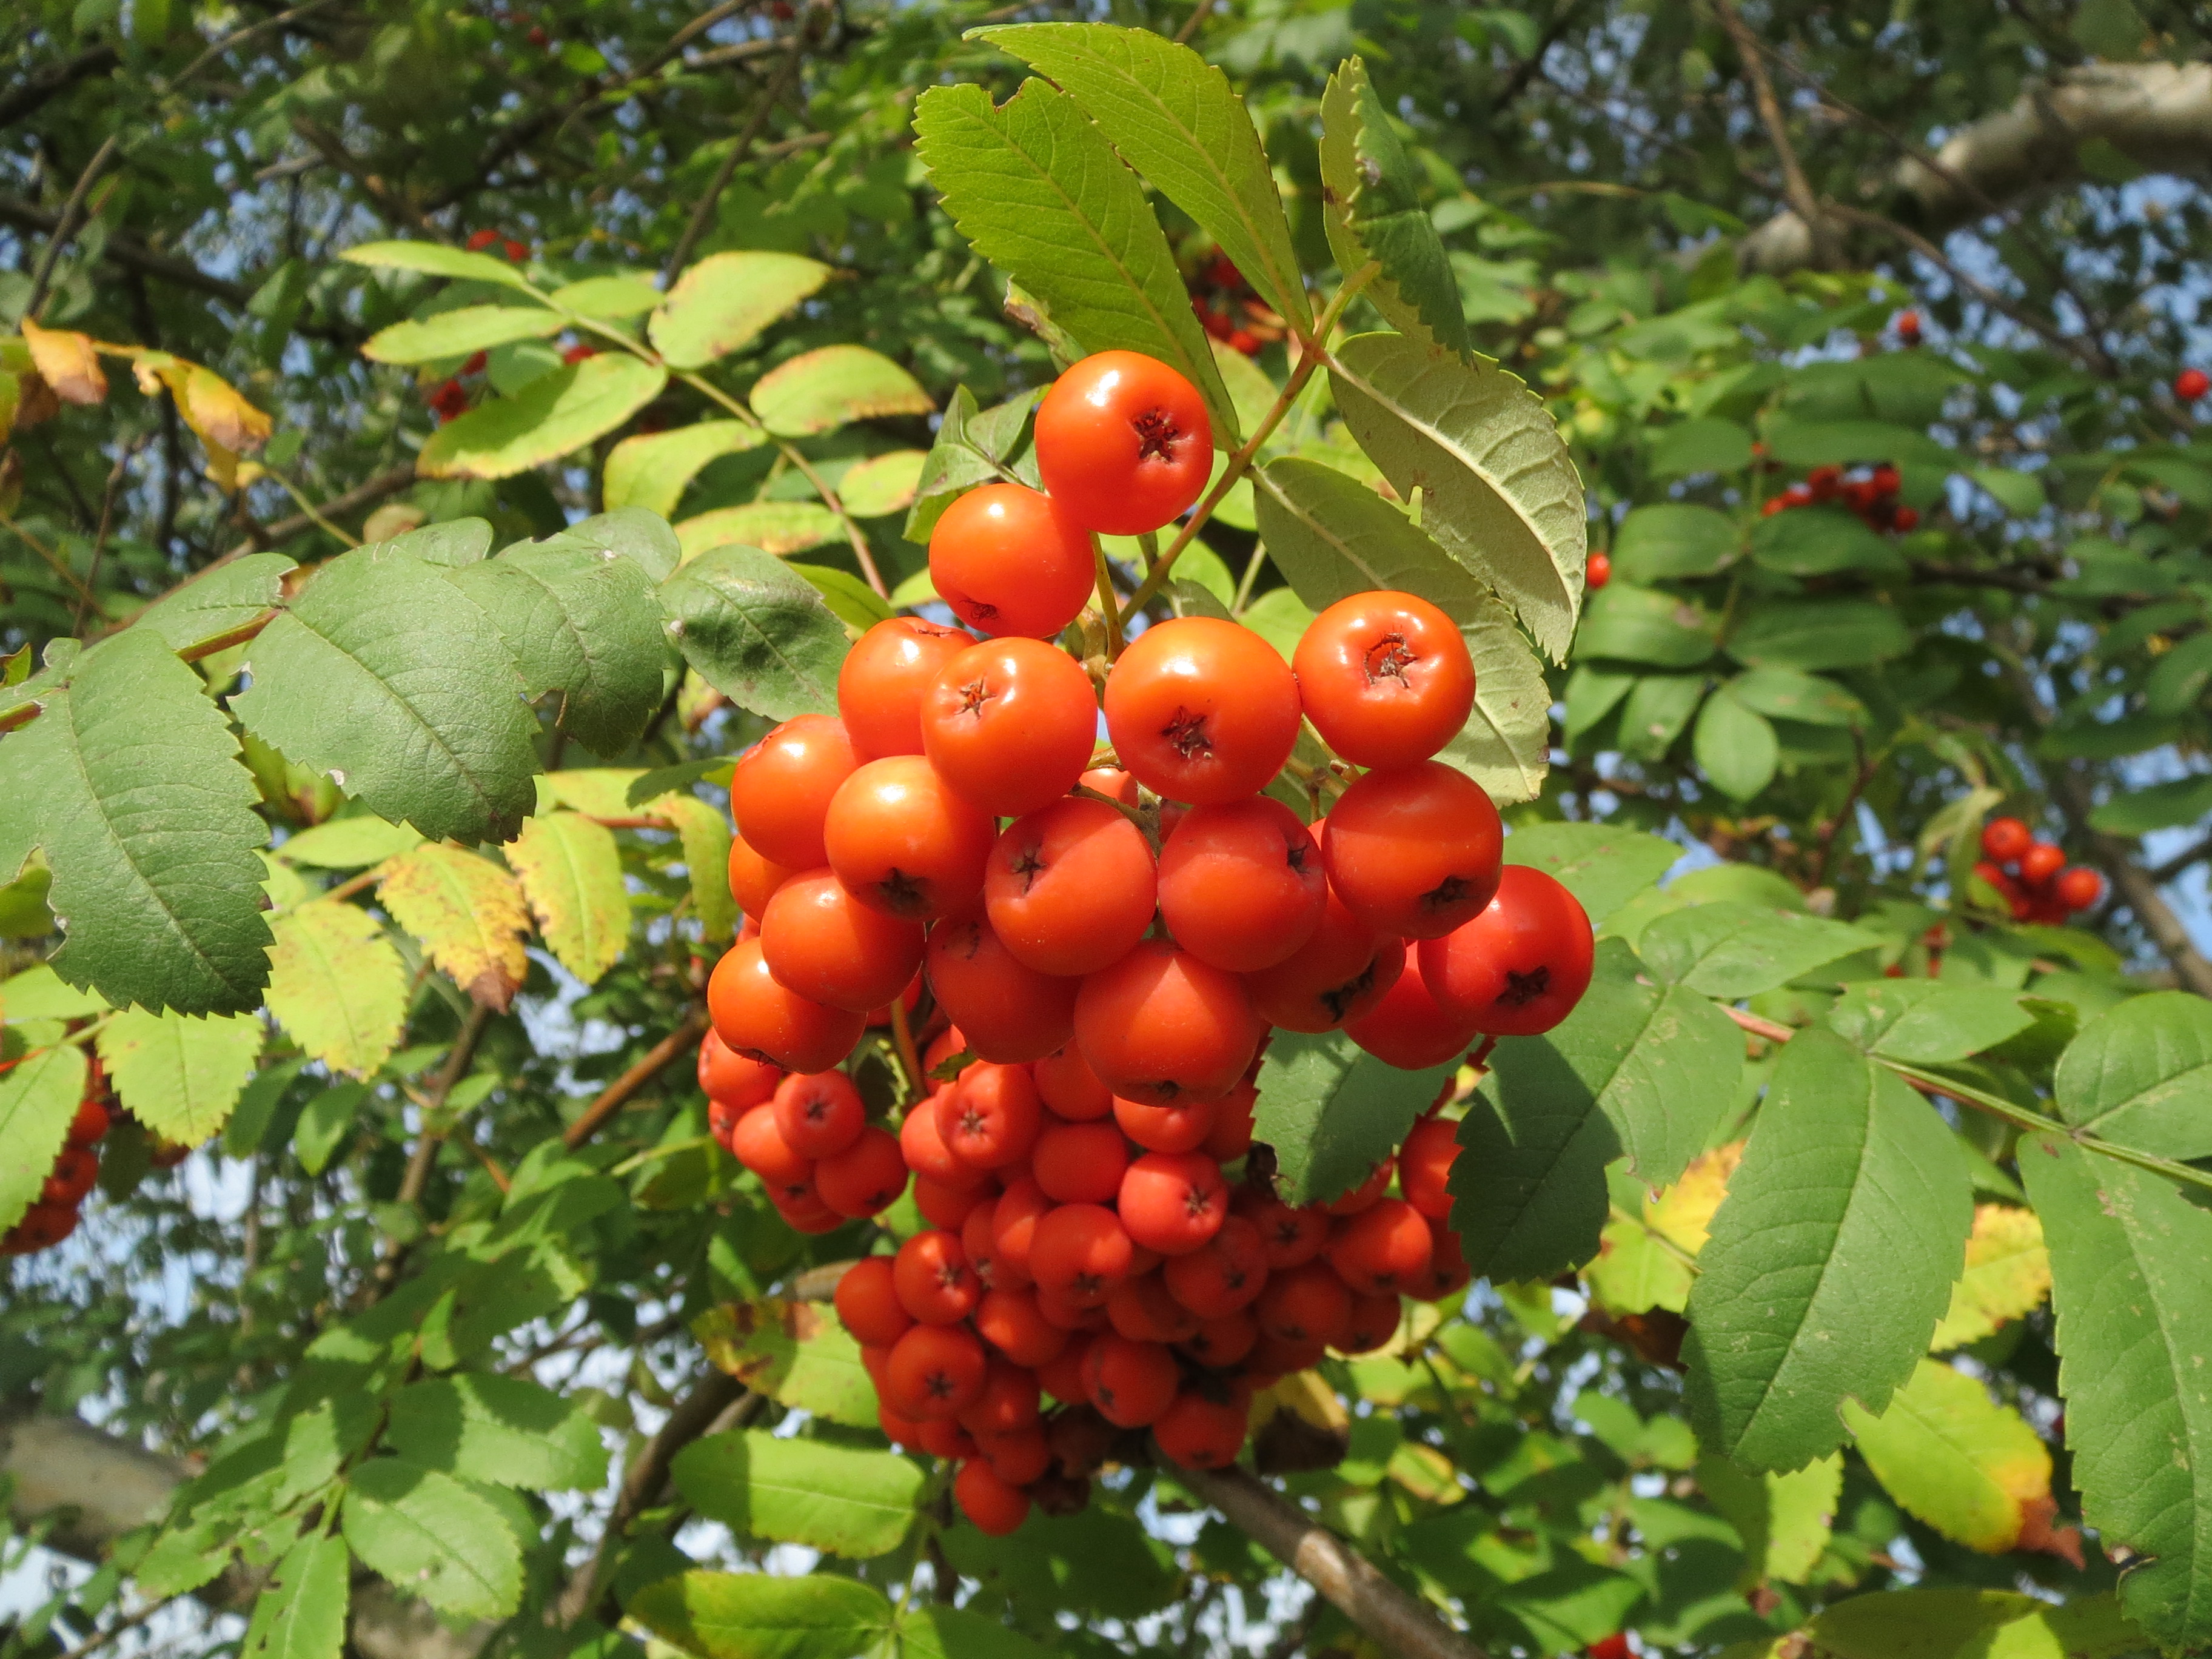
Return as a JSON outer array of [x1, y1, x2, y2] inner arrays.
[[1763, 461, 1919, 534], [1973, 817, 2101, 923], [692, 349, 1595, 1532], [2, 1065, 109, 1257], [1187, 253, 1281, 358]]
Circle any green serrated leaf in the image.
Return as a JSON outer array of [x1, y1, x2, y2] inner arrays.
[[1727, 666, 1862, 728], [293, 1081, 367, 1176], [1806, 1587, 2147, 1659], [1612, 503, 1738, 580], [660, 542, 848, 721], [1843, 1358, 2051, 1553], [233, 543, 541, 845], [835, 449, 928, 518], [1500, 822, 1678, 925], [418, 354, 668, 480], [384, 1373, 609, 1490], [1318, 58, 1466, 355], [913, 79, 1238, 445], [1684, 1027, 1971, 1471], [548, 273, 662, 320], [342, 1458, 523, 1620], [378, 518, 494, 567], [677, 503, 845, 560], [673, 1429, 922, 1558], [979, 25, 1310, 334], [2020, 1134, 2212, 1644], [897, 1605, 1054, 1659], [1253, 458, 1548, 801], [96, 1007, 262, 1145], [630, 1570, 893, 1659], [1575, 583, 1717, 668], [1749, 504, 1906, 578], [0, 627, 273, 1014], [1639, 902, 1877, 999], [1252, 1028, 1456, 1205], [343, 240, 534, 291], [1725, 598, 1910, 671], [378, 843, 531, 1010], [265, 902, 409, 1084], [134, 553, 293, 652], [1692, 686, 1777, 801], [276, 818, 425, 870], [506, 811, 629, 986], [1451, 1039, 1621, 1283], [446, 528, 668, 757], [789, 563, 894, 632], [749, 344, 933, 438], [0, 1042, 87, 1233], [363, 302, 564, 365], [692, 1301, 877, 1427], [1327, 332, 1583, 663], [604, 421, 766, 518], [1826, 980, 2034, 1065], [648, 251, 833, 370], [2052, 990, 2212, 1160], [239, 1530, 347, 1659]]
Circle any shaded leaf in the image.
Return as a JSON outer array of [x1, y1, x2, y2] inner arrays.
[[660, 542, 848, 720], [1575, 583, 1717, 668], [1638, 902, 1877, 999], [1501, 822, 1679, 925], [264, 902, 407, 1077], [2053, 989, 2212, 1160], [630, 1572, 893, 1659], [385, 1373, 609, 1490], [1253, 1028, 1457, 1205], [0, 1042, 86, 1233], [1843, 1359, 2052, 1553], [1826, 980, 2033, 1065], [341, 1457, 523, 1620], [134, 552, 292, 652], [238, 1530, 347, 1659], [1726, 599, 1910, 670], [673, 1429, 922, 1558], [1612, 503, 1738, 581], [1692, 686, 1777, 800], [693, 1301, 877, 1427]]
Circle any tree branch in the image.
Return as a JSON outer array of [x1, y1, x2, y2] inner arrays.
[[1175, 1465, 1492, 1659], [2045, 763, 2212, 999], [1710, 0, 1833, 269], [0, 44, 120, 130], [563, 1006, 710, 1150]]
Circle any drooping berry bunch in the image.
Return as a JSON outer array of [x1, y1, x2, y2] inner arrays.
[[1764, 461, 1920, 534], [1973, 816, 2102, 923], [696, 347, 1597, 1532], [1, 1064, 108, 1257]]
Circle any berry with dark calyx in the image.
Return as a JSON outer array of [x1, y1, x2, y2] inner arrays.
[[1118, 1151, 1228, 1256], [1030, 1202, 1134, 1307], [1107, 1272, 1204, 1344], [1344, 949, 1481, 1070], [1112, 1093, 1215, 1156], [1156, 797, 1326, 973], [2, 1202, 78, 1254], [1244, 887, 1404, 1033], [934, 1062, 1044, 1172], [41, 1145, 98, 1207], [1161, 1214, 1269, 1318], [1419, 865, 1595, 1037], [985, 797, 1158, 977], [815, 1125, 908, 1218], [921, 637, 1099, 819], [824, 756, 994, 923], [1292, 591, 1475, 770], [1103, 617, 1302, 807], [699, 1030, 782, 1110], [1334, 1292, 1403, 1355], [929, 483, 1095, 640], [976, 1286, 1068, 1367], [885, 1323, 988, 1421], [923, 903, 1079, 1065], [728, 1107, 814, 1206], [1082, 1332, 1181, 1428], [759, 872, 925, 1016], [1036, 350, 1214, 537], [1179, 1308, 1259, 1368], [1327, 1198, 1433, 1296], [1323, 762, 1504, 939], [1233, 1188, 1330, 1269], [1980, 817, 2033, 864], [1254, 1261, 1351, 1346], [899, 1099, 991, 1193], [958, 1358, 1042, 1436]]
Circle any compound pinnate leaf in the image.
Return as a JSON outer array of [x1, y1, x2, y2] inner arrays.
[[1638, 901, 1877, 999], [378, 843, 531, 1010], [748, 344, 933, 438], [629, 1570, 893, 1659], [605, 421, 766, 518], [263, 902, 406, 1077], [1499, 821, 1679, 926], [417, 353, 668, 480], [1327, 332, 1584, 663], [1318, 58, 1466, 356], [96, 1008, 262, 1145], [693, 1301, 876, 1428], [239, 1530, 347, 1659], [446, 528, 668, 757], [2052, 989, 2212, 1160], [648, 250, 833, 369], [2019, 1133, 2212, 1644], [134, 552, 293, 652], [1684, 1027, 1971, 1472], [914, 79, 1238, 446], [1826, 980, 2034, 1065], [660, 542, 848, 722], [1253, 1029, 1456, 1205], [1932, 1204, 2050, 1351], [384, 1373, 609, 1490], [0, 626, 273, 1014], [672, 1429, 922, 1558], [233, 543, 541, 845], [978, 23, 1310, 333], [1843, 1359, 2053, 1553], [343, 239, 534, 291], [1253, 458, 1549, 801], [362, 303, 564, 365], [341, 1457, 523, 1620], [506, 811, 629, 986], [0, 1042, 86, 1233]]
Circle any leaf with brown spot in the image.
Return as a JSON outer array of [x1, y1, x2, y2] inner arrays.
[[692, 1299, 876, 1427], [20, 318, 107, 406], [376, 842, 531, 1010]]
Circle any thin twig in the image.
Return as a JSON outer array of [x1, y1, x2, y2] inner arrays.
[[1710, 0, 1832, 268], [1172, 0, 1216, 45], [72, 441, 139, 634], [563, 1007, 710, 1149], [368, 1005, 494, 1298]]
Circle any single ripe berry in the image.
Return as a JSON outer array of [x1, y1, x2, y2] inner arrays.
[[2176, 367, 2210, 401], [981, 1424, 1052, 1486], [771, 1068, 865, 1159], [1152, 1389, 1251, 1470], [920, 637, 1099, 818], [2054, 866, 2103, 912], [1254, 1260, 1351, 1346], [1034, 1043, 1113, 1121], [1397, 1114, 1459, 1221], [1119, 1152, 1228, 1256], [1344, 949, 1476, 1070], [1324, 762, 1504, 939], [836, 1257, 914, 1347], [697, 1031, 782, 1110], [1031, 1119, 1130, 1205], [929, 483, 1095, 640], [1232, 1188, 1331, 1269], [1327, 1198, 1433, 1296], [958, 1358, 1042, 1436], [1585, 551, 1611, 591], [1075, 939, 1266, 1106], [728, 836, 797, 923], [2019, 842, 2066, 886], [985, 797, 1158, 977], [1420, 865, 1594, 1037], [899, 1100, 991, 1192], [1104, 617, 1302, 806], [885, 1323, 988, 1420], [730, 714, 857, 871], [1293, 591, 1475, 769], [815, 1125, 908, 1217], [1416, 1227, 1472, 1302], [823, 756, 994, 922], [1244, 887, 1406, 1033], [65, 1098, 110, 1145], [1157, 797, 1326, 972], [1181, 1309, 1258, 1368], [1113, 1093, 1216, 1156], [1335, 1292, 1402, 1355], [954, 1458, 1033, 1535], [1035, 350, 1214, 537], [917, 1419, 980, 1461], [1108, 1273, 1204, 1343], [934, 1063, 1044, 1172], [759, 871, 925, 1014], [1082, 1332, 1181, 1428], [728, 1107, 813, 1205], [1895, 309, 1922, 344], [1161, 1215, 1270, 1319], [962, 1199, 1025, 1292], [916, 1172, 993, 1232], [975, 1286, 1069, 1368], [923, 902, 1079, 1065], [1980, 816, 2033, 865], [896, 1228, 982, 1326], [1030, 1202, 1134, 1307], [708, 937, 867, 1073], [837, 617, 973, 759]]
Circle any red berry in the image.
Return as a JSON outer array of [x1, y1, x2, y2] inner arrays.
[[1323, 762, 1504, 940], [1082, 1332, 1181, 1428], [1104, 617, 1302, 808], [1118, 1152, 1228, 1257], [1980, 817, 2033, 864], [1584, 551, 1610, 590], [885, 1324, 988, 1420], [929, 483, 1094, 640], [814, 1125, 908, 1218], [836, 1257, 914, 1347], [2176, 368, 2210, 401], [1153, 1388, 1250, 1469], [1292, 591, 1475, 770], [1036, 351, 1214, 537], [1419, 865, 1595, 1037], [2054, 866, 2103, 912]]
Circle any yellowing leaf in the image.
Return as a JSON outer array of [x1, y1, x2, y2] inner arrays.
[[180, 365, 273, 455], [1843, 1358, 2052, 1553], [264, 902, 407, 1077], [505, 811, 629, 986], [1646, 1139, 1744, 1255], [748, 345, 933, 438], [836, 450, 928, 518], [1587, 1211, 1695, 1315], [96, 1008, 263, 1145], [1387, 1439, 1463, 1504], [1931, 1204, 2051, 1350], [675, 502, 843, 560], [648, 251, 833, 370], [603, 421, 765, 518], [377, 843, 531, 1010], [548, 770, 734, 942], [19, 318, 107, 405]]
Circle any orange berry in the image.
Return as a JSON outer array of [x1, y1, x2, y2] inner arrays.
[[1324, 762, 1503, 939], [1293, 591, 1474, 769], [731, 714, 858, 870], [823, 756, 994, 922], [837, 617, 973, 759], [1104, 617, 1301, 807], [929, 483, 1094, 640]]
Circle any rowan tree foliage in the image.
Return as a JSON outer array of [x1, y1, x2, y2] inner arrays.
[[1, 4, 2210, 1659]]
